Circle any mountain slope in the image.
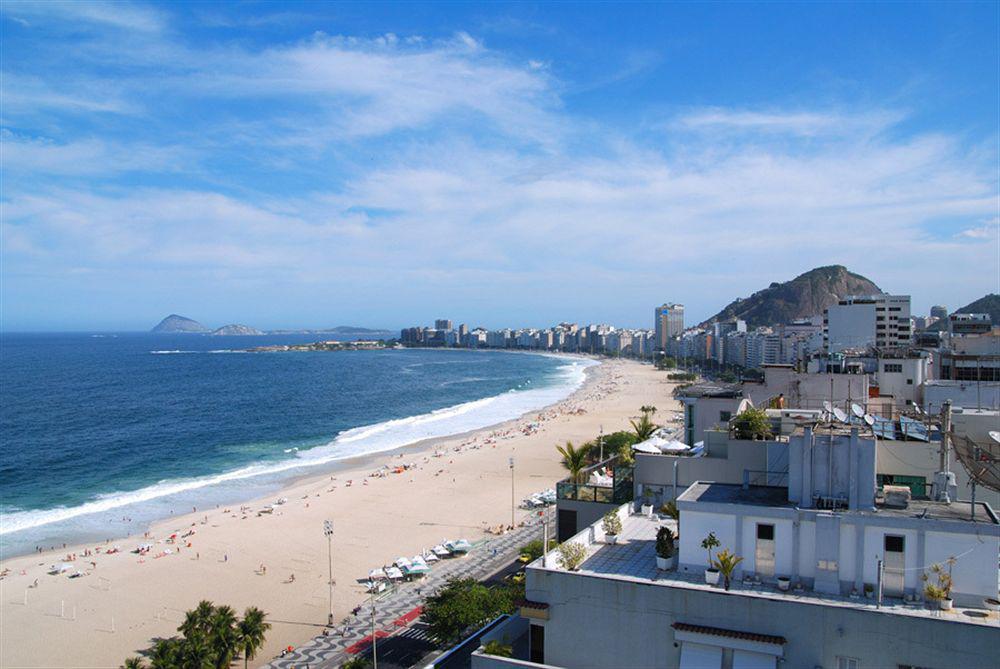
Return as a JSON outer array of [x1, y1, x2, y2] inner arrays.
[[151, 314, 209, 333], [701, 265, 883, 328]]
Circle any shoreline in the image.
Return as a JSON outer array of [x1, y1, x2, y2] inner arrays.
[[1, 358, 677, 668], [2, 350, 597, 559]]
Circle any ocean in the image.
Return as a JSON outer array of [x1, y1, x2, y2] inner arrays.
[[0, 333, 595, 557]]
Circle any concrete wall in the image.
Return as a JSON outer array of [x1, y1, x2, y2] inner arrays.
[[877, 438, 1000, 509], [556, 498, 615, 540], [523, 565, 996, 669], [924, 381, 1000, 413], [675, 502, 999, 605], [633, 439, 770, 503]]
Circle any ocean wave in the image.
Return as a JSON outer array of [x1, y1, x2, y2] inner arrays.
[[150, 350, 196, 354], [1, 357, 598, 537]]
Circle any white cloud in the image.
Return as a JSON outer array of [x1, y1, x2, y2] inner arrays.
[[2, 0, 165, 32], [676, 107, 904, 137]]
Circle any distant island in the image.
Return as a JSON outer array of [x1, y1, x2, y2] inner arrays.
[[211, 324, 264, 336], [150, 314, 392, 337], [151, 314, 210, 333]]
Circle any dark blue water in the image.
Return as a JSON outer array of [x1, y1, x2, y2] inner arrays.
[[0, 333, 590, 556]]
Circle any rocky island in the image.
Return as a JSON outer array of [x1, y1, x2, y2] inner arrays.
[[150, 314, 210, 333], [211, 324, 264, 336]]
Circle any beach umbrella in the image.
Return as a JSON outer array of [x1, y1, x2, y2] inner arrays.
[[632, 441, 662, 454], [660, 439, 691, 453]]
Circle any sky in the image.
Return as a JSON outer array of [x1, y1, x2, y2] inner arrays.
[[1, 1, 998, 331]]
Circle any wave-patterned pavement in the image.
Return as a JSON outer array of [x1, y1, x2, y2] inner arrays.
[[263, 509, 552, 669]]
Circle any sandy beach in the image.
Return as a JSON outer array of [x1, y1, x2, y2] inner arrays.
[[0, 358, 679, 668]]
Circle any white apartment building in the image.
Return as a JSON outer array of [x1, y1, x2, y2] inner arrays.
[[824, 295, 912, 353], [465, 426, 999, 669]]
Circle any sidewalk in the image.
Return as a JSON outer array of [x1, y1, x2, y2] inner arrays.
[[263, 508, 553, 669]]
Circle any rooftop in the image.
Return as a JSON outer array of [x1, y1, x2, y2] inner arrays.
[[677, 482, 999, 524], [536, 513, 997, 626], [676, 382, 743, 399]]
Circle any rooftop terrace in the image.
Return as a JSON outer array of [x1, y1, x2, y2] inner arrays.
[[536, 513, 998, 626], [678, 482, 1000, 523]]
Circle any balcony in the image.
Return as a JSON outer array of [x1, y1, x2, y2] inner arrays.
[[555, 456, 633, 504]]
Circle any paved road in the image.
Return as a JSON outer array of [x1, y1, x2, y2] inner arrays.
[[263, 508, 552, 669]]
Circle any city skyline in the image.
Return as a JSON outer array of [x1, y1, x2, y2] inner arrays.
[[2, 1, 998, 331]]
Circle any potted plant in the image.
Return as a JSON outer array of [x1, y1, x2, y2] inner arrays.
[[712, 549, 743, 591], [641, 489, 655, 518], [923, 559, 955, 610], [557, 541, 587, 571], [863, 583, 874, 599], [701, 532, 721, 585], [602, 510, 622, 544], [777, 576, 791, 591], [655, 526, 676, 570]]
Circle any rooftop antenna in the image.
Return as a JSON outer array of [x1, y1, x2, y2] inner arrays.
[[851, 403, 865, 419], [833, 407, 849, 424], [932, 400, 956, 503]]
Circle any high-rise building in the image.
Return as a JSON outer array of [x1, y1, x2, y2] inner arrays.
[[434, 319, 453, 331], [930, 305, 949, 320], [823, 294, 911, 353], [654, 304, 684, 353]]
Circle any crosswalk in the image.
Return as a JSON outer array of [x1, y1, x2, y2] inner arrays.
[[262, 509, 552, 669]]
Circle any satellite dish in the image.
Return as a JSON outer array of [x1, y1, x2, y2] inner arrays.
[[952, 432, 1000, 494], [990, 431, 1000, 445], [851, 403, 865, 419], [863, 414, 876, 427], [822, 401, 833, 413], [833, 407, 848, 423]]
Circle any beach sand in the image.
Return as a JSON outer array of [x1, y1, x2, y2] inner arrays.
[[0, 358, 679, 668]]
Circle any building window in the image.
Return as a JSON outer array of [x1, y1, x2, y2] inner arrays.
[[883, 363, 903, 373], [720, 411, 732, 422], [757, 524, 774, 540], [838, 657, 860, 669]]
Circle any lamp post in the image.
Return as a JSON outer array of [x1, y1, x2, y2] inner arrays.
[[509, 456, 515, 528], [598, 425, 604, 462], [323, 520, 334, 626]]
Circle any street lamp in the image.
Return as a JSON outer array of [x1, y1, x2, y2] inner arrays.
[[323, 520, 334, 626], [508, 456, 515, 528]]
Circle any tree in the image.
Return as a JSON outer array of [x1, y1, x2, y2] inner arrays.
[[556, 441, 589, 483], [701, 532, 720, 566], [712, 549, 744, 591], [630, 413, 657, 441], [148, 639, 180, 669], [423, 578, 519, 645], [640, 405, 658, 417], [237, 607, 271, 669], [122, 658, 146, 669], [557, 542, 587, 571], [587, 431, 638, 462], [482, 640, 514, 657], [519, 538, 557, 563], [209, 605, 239, 669], [731, 407, 772, 440], [340, 658, 371, 669]]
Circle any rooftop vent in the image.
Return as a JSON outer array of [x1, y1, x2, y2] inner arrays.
[[882, 485, 912, 509]]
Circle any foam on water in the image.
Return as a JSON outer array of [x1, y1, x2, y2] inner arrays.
[[0, 356, 597, 551]]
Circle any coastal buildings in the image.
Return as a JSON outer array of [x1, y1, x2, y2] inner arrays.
[[823, 294, 912, 353], [465, 424, 999, 669], [655, 303, 685, 354]]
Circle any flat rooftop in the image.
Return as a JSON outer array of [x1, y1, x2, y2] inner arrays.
[[535, 514, 997, 627], [678, 482, 999, 524], [676, 382, 743, 399]]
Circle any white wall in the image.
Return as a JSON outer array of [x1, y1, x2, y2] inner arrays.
[[741, 516, 794, 577], [679, 510, 736, 573], [924, 530, 1000, 603], [862, 526, 919, 590], [827, 303, 876, 353]]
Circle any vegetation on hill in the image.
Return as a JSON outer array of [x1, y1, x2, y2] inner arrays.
[[701, 265, 883, 328]]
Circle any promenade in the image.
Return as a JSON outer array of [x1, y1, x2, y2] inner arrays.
[[264, 510, 551, 668]]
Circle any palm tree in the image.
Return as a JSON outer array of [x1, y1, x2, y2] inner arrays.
[[556, 441, 589, 483], [237, 607, 271, 669], [122, 657, 145, 669], [180, 600, 216, 639], [630, 413, 657, 441], [640, 405, 657, 417], [180, 634, 216, 669], [209, 605, 239, 669], [148, 639, 180, 669], [712, 549, 744, 591]]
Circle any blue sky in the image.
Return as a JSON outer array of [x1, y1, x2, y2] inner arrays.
[[2, 1, 997, 331]]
